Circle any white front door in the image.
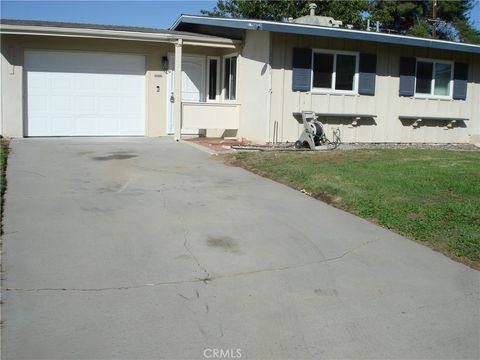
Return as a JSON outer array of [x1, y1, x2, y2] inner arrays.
[[167, 55, 205, 134], [25, 50, 145, 136]]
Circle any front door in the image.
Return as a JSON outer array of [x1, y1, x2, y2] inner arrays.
[[167, 55, 205, 134]]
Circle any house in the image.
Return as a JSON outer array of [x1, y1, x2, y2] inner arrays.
[[1, 12, 480, 145]]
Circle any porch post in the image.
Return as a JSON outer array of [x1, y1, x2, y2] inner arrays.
[[174, 39, 183, 141]]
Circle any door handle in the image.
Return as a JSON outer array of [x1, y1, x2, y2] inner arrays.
[[170, 92, 175, 103]]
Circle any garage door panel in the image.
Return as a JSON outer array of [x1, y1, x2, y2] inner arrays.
[[27, 72, 49, 90], [27, 115, 50, 136], [26, 51, 145, 136], [98, 96, 120, 114], [75, 97, 97, 114], [53, 96, 74, 113], [28, 95, 49, 113], [75, 117, 100, 135], [118, 117, 144, 136], [52, 116, 76, 136], [121, 96, 144, 115]]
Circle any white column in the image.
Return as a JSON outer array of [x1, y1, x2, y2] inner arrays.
[[174, 39, 183, 141]]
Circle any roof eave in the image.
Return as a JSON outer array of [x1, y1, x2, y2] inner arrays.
[[0, 23, 237, 46], [172, 15, 480, 55]]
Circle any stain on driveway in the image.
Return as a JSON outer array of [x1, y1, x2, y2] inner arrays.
[[2, 137, 479, 360]]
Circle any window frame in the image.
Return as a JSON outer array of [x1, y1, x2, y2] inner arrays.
[[206, 56, 220, 103], [222, 53, 238, 102], [310, 49, 359, 95], [414, 58, 454, 99]]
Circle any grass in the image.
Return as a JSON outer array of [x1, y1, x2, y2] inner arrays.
[[225, 149, 480, 268], [1, 138, 9, 235]]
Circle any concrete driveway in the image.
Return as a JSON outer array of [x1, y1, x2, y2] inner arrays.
[[2, 138, 479, 360]]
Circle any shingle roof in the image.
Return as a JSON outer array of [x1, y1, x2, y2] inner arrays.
[[0, 18, 223, 39]]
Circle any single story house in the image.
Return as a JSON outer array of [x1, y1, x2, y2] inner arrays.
[[1, 12, 479, 144]]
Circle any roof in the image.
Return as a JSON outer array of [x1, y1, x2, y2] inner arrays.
[[171, 15, 480, 55], [0, 18, 235, 45]]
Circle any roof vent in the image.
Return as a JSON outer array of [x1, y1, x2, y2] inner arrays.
[[292, 3, 343, 28]]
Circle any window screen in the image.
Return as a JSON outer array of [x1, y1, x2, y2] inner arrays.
[[335, 54, 356, 90], [434, 63, 451, 96], [313, 53, 333, 88], [416, 61, 433, 94], [224, 56, 237, 101]]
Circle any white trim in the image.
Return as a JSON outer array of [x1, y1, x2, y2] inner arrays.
[[0, 23, 236, 45], [310, 49, 359, 94], [206, 56, 221, 102], [414, 58, 454, 100], [222, 52, 238, 102], [166, 52, 205, 135]]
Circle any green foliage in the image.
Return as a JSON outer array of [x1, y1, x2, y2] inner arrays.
[[369, 0, 479, 42], [202, 0, 369, 29], [409, 23, 431, 37], [227, 149, 480, 265], [202, 0, 480, 44]]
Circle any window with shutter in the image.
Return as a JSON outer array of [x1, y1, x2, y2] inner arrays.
[[399, 57, 416, 97], [292, 48, 312, 92], [453, 62, 468, 100], [414, 59, 453, 98], [358, 53, 377, 96], [311, 50, 359, 93]]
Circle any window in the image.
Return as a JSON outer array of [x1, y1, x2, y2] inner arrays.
[[207, 57, 220, 102], [415, 59, 453, 98], [312, 51, 358, 92], [224, 55, 237, 101]]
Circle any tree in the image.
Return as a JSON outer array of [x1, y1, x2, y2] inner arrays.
[[201, 0, 369, 29], [202, 0, 480, 44], [369, 0, 480, 43]]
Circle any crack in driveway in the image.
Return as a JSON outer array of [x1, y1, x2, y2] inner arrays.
[[4, 238, 380, 292]]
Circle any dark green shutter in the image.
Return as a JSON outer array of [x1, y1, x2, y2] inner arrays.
[[358, 53, 377, 95], [292, 48, 312, 92], [453, 62, 468, 100], [399, 57, 416, 97]]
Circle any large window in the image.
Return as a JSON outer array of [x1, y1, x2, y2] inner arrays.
[[224, 55, 237, 101], [415, 59, 453, 98], [312, 51, 358, 92]]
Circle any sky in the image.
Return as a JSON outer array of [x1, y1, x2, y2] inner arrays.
[[0, 1, 217, 29], [1, 0, 480, 31]]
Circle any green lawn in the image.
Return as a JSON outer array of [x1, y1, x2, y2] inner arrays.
[[226, 149, 480, 267]]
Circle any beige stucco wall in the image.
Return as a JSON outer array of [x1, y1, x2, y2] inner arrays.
[[2, 31, 478, 144], [0, 34, 241, 138], [237, 30, 271, 143], [0, 34, 174, 137], [269, 32, 480, 144], [181, 45, 241, 139]]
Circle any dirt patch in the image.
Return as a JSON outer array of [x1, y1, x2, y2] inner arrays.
[[186, 138, 248, 153]]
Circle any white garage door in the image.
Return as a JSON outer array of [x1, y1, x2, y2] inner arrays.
[[25, 51, 145, 136]]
